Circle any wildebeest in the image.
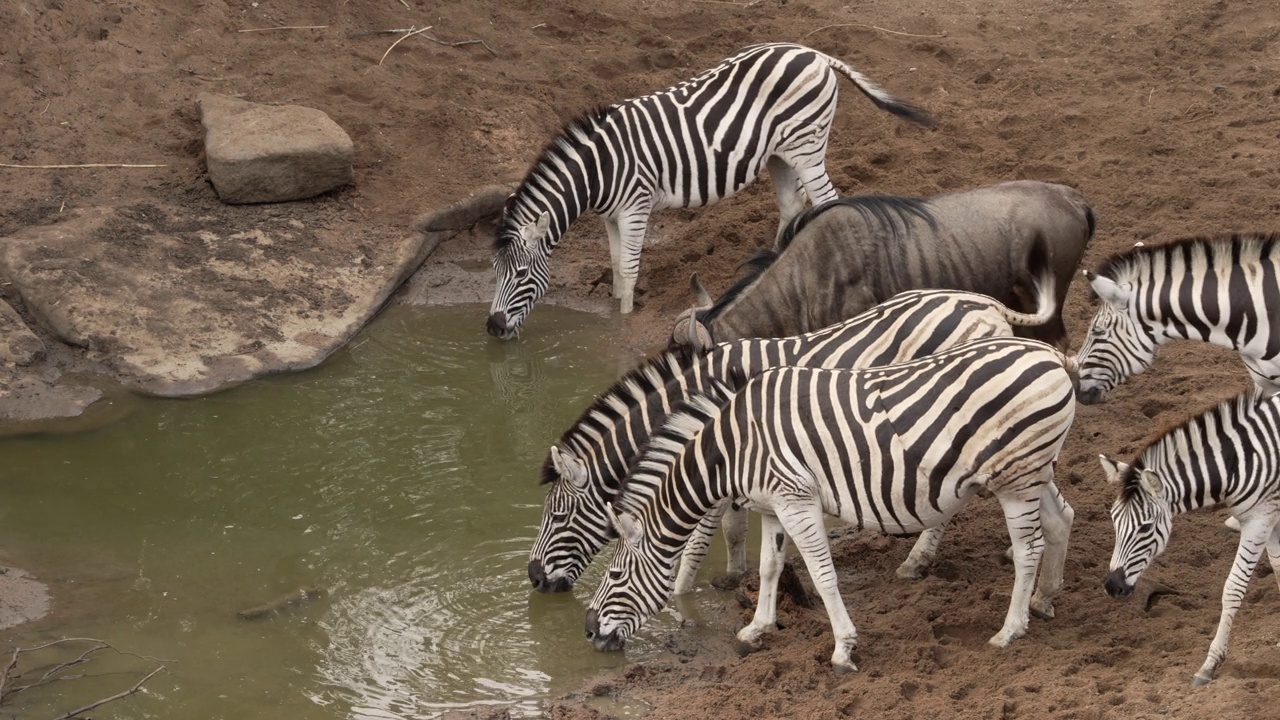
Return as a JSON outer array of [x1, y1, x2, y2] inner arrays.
[[671, 181, 1095, 352]]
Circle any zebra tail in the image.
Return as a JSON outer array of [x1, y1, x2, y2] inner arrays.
[[823, 55, 935, 128], [1000, 237, 1058, 329]]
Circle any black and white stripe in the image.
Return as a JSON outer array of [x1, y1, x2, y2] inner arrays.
[[1077, 233, 1280, 404], [1100, 391, 1280, 686], [584, 337, 1077, 671], [486, 42, 933, 339], [529, 287, 1056, 594]]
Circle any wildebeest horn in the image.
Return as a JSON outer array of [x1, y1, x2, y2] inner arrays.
[[690, 273, 713, 309]]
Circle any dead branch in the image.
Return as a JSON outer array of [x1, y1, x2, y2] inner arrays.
[[0, 637, 173, 713], [804, 22, 948, 39], [379, 25, 435, 65], [346, 27, 417, 39], [0, 163, 167, 169], [237, 25, 329, 33], [50, 665, 164, 720]]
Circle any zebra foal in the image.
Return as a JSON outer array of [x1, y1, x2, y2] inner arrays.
[[487, 42, 933, 339], [529, 283, 1058, 595], [1101, 392, 1280, 686], [1076, 233, 1280, 404], [585, 338, 1078, 671]]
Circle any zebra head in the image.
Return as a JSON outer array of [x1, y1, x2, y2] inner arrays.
[[584, 504, 671, 652], [487, 210, 552, 340], [1099, 454, 1173, 599], [528, 445, 611, 593], [1076, 271, 1157, 404]]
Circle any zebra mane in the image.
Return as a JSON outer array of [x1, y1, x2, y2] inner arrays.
[[494, 105, 615, 252], [614, 383, 735, 515], [1092, 233, 1280, 294], [539, 346, 697, 484], [1118, 390, 1262, 504], [777, 194, 936, 249]]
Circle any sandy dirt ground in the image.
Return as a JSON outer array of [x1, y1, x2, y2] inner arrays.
[[3, 0, 1280, 718]]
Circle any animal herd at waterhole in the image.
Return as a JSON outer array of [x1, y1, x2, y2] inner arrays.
[[480, 43, 1280, 687]]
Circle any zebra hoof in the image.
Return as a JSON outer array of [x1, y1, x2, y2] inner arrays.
[[1191, 672, 1214, 688], [894, 562, 928, 580], [710, 573, 744, 591], [1029, 598, 1056, 621], [734, 638, 764, 657], [831, 661, 859, 675]]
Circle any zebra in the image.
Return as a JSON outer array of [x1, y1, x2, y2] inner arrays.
[[584, 337, 1078, 671], [1100, 391, 1280, 686], [529, 279, 1059, 596], [1076, 233, 1280, 405], [486, 42, 934, 339]]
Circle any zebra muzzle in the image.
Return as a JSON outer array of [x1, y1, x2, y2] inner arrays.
[[1103, 568, 1133, 598], [584, 609, 625, 651], [486, 311, 517, 339], [528, 560, 573, 593]]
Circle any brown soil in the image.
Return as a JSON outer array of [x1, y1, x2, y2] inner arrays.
[[3, 0, 1280, 718]]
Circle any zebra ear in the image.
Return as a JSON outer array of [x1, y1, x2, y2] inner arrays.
[[1137, 469, 1164, 499], [519, 212, 550, 248], [1097, 454, 1129, 484], [607, 504, 643, 547], [550, 446, 588, 488], [1089, 273, 1131, 309]]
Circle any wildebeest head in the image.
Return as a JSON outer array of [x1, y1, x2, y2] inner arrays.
[[669, 273, 715, 354]]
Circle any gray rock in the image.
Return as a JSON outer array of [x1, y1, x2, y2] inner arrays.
[[198, 93, 354, 204], [0, 298, 44, 366], [0, 204, 433, 397]]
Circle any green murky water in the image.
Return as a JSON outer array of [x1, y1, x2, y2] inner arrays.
[[0, 305, 733, 719]]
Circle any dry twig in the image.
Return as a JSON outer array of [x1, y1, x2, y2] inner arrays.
[[237, 25, 328, 33], [804, 22, 948, 39], [0, 163, 167, 169], [379, 25, 435, 65], [1, 637, 171, 718], [376, 25, 497, 62], [51, 666, 165, 720]]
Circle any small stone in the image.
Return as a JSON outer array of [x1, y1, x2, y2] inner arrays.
[[198, 93, 353, 204]]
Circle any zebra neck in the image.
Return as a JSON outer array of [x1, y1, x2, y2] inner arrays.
[[643, 432, 735, 557], [513, 136, 607, 250]]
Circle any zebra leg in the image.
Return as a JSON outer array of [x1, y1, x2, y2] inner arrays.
[[895, 524, 949, 580], [603, 217, 624, 300], [721, 503, 750, 580], [736, 511, 787, 652], [1193, 517, 1272, 686], [774, 500, 859, 673], [1267, 523, 1280, 593], [765, 156, 807, 240], [614, 206, 650, 315], [673, 501, 727, 595], [1030, 477, 1074, 620], [990, 491, 1046, 648]]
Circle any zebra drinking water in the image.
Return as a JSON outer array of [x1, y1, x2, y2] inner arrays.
[[529, 280, 1059, 595], [1076, 233, 1280, 404], [1100, 391, 1280, 686], [585, 338, 1078, 671], [486, 42, 933, 339]]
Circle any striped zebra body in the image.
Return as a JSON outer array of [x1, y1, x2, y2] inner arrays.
[[530, 287, 1056, 594], [486, 43, 932, 339], [1077, 233, 1280, 404], [584, 338, 1077, 671], [1100, 392, 1280, 686]]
